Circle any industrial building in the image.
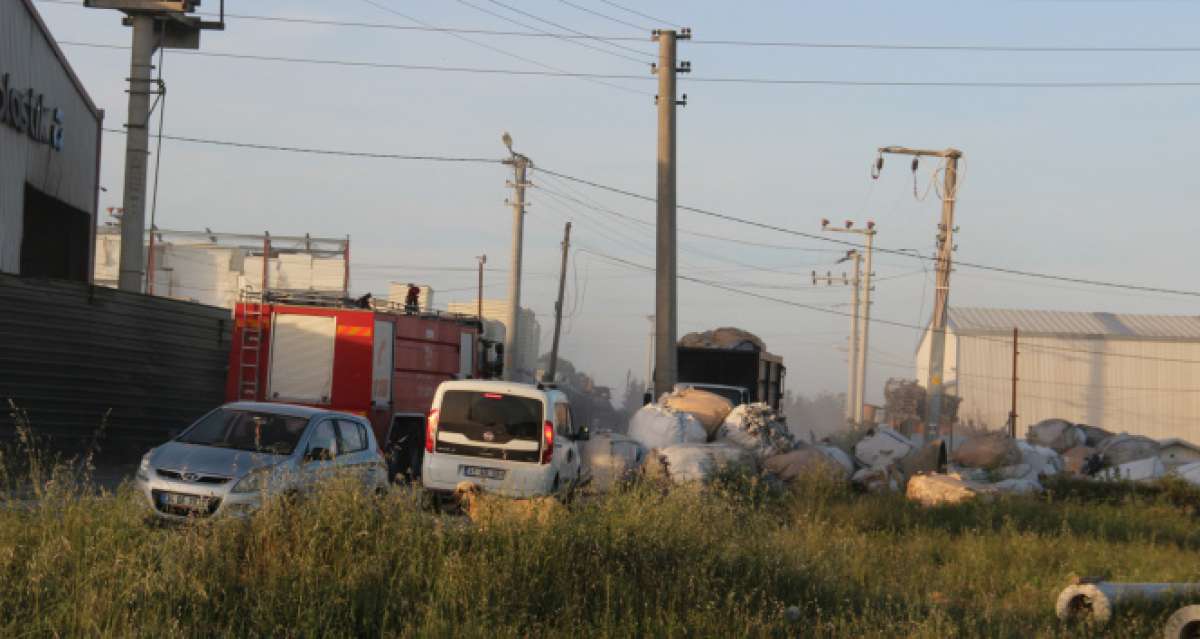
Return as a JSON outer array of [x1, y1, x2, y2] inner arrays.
[[917, 307, 1200, 441], [1, 0, 102, 282], [447, 299, 542, 380], [94, 227, 348, 308]]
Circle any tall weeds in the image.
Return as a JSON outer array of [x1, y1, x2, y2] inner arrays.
[[0, 409, 1197, 637]]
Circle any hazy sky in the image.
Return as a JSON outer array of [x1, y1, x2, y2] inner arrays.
[[37, 0, 1200, 404]]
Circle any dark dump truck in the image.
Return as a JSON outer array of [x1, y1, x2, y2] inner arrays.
[[675, 328, 786, 410]]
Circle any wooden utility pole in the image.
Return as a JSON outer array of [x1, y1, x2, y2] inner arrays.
[[1009, 327, 1019, 438], [652, 27, 690, 398], [545, 223, 572, 384], [476, 254, 487, 322], [501, 133, 529, 382], [874, 146, 962, 441]]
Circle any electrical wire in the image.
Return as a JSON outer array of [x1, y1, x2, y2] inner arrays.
[[453, 0, 650, 65], [57, 42, 1200, 89], [99, 123, 1200, 299], [576, 246, 1200, 366], [101, 126, 500, 162], [147, 44, 167, 270], [38, 0, 1200, 53], [479, 0, 652, 59], [553, 0, 648, 32], [354, 0, 649, 96], [538, 183, 837, 278], [538, 167, 1200, 297], [593, 0, 677, 28], [536, 176, 857, 252]]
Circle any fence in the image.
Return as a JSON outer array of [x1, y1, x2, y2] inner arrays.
[[0, 274, 230, 455]]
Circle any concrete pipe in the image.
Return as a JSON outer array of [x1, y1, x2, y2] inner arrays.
[[1056, 583, 1200, 625], [1163, 605, 1200, 639]]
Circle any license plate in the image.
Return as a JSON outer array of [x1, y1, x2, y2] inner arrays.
[[461, 465, 506, 480], [158, 492, 209, 509]]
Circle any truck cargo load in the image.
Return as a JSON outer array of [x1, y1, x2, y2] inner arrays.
[[676, 327, 786, 410]]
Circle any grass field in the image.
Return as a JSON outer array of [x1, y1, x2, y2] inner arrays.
[[3, 437, 1200, 639]]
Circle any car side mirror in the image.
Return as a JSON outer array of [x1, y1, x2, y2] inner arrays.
[[305, 447, 331, 462]]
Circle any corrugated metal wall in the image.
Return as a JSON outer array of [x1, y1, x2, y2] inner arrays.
[[955, 333, 1200, 441], [0, 274, 230, 452]]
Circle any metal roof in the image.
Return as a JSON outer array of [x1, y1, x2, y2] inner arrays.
[[948, 307, 1200, 340]]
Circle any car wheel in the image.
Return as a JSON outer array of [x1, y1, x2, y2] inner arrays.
[[407, 446, 423, 482]]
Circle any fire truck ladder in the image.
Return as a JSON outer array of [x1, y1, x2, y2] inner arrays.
[[238, 288, 266, 401]]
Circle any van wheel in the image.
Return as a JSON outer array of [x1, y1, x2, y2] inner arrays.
[[552, 474, 574, 504]]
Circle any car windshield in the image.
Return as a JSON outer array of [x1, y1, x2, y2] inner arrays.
[[177, 408, 309, 455]]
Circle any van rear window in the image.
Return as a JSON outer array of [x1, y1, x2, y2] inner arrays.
[[435, 391, 544, 462]]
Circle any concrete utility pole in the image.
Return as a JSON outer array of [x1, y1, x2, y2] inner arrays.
[[117, 14, 156, 292], [813, 249, 860, 423], [821, 219, 877, 423], [856, 226, 876, 424], [545, 222, 572, 384], [874, 146, 961, 440], [501, 132, 529, 381], [651, 27, 690, 398], [87, 0, 222, 292]]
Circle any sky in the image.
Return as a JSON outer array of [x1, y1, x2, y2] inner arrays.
[[35, 0, 1200, 405]]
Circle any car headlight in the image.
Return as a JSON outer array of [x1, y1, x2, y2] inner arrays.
[[232, 467, 273, 494], [136, 454, 151, 481]]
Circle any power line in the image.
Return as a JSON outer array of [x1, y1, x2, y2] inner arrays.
[[101, 126, 500, 163], [577, 246, 1200, 366], [37, 0, 651, 40], [57, 42, 1200, 89], [453, 0, 649, 65], [535, 176, 853, 252], [353, 0, 649, 96], [593, 0, 677, 28], [478, 0, 651, 59], [538, 167, 1200, 297], [98, 122, 1200, 299], [537, 181, 839, 277], [685, 39, 1200, 53], [553, 0, 648, 32], [37, 0, 1200, 53]]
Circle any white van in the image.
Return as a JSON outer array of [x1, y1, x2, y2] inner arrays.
[[421, 380, 587, 498]]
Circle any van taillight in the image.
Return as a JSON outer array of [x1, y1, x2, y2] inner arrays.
[[541, 420, 554, 464], [425, 409, 439, 454]]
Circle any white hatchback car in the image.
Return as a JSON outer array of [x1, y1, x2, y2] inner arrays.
[[136, 402, 389, 520], [421, 381, 588, 498]]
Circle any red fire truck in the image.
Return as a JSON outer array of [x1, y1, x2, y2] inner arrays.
[[225, 293, 495, 479]]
